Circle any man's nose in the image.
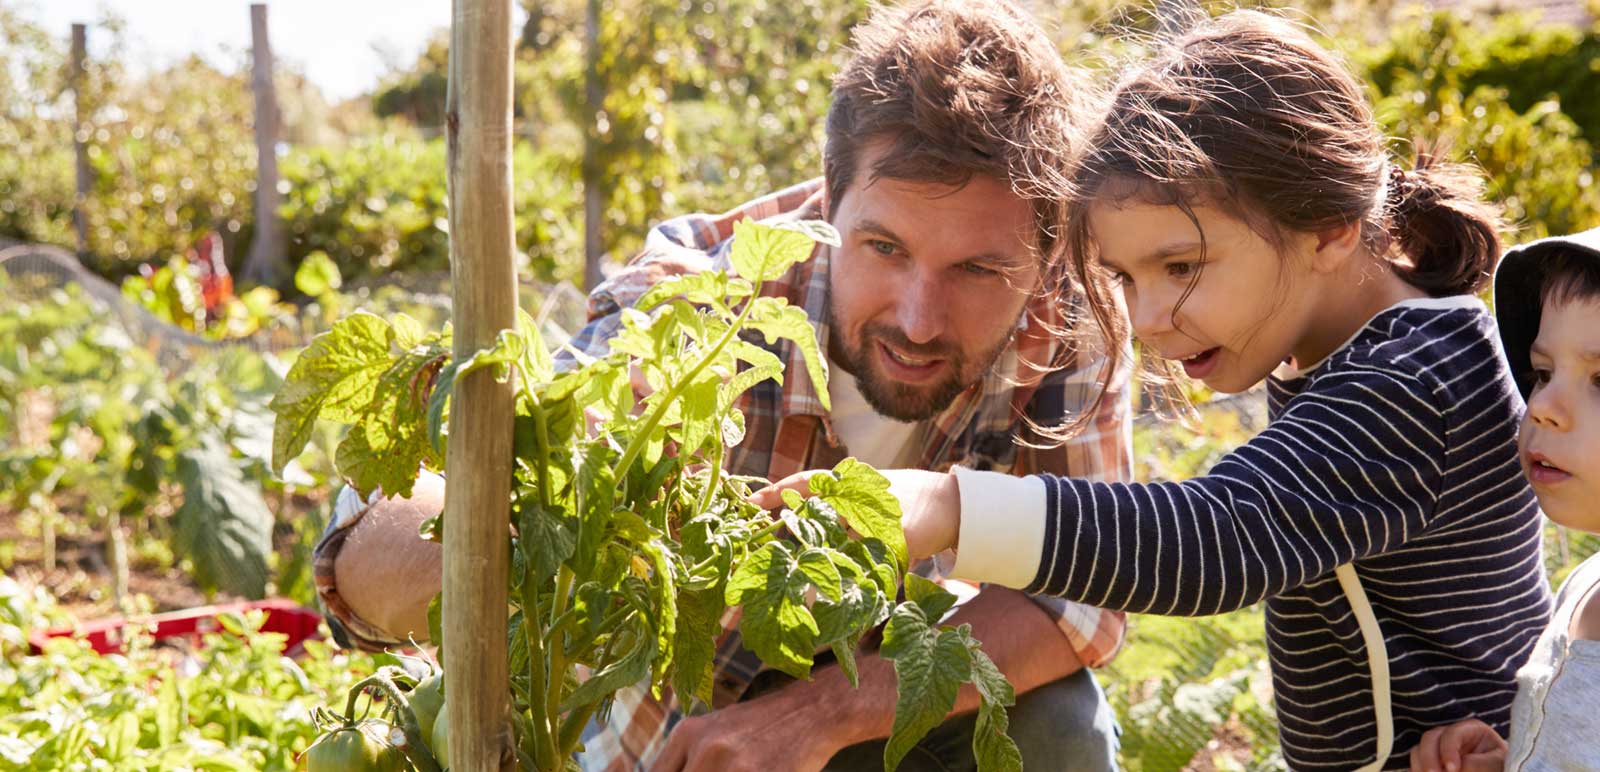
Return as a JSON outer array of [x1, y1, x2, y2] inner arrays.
[[895, 274, 949, 345], [1526, 380, 1570, 432]]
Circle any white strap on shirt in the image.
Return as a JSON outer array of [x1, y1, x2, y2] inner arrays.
[[1336, 563, 1394, 772]]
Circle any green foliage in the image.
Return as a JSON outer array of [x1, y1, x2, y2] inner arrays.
[[0, 584, 382, 771], [278, 136, 583, 284], [272, 221, 1016, 770], [1354, 11, 1600, 242], [1357, 9, 1600, 152], [0, 276, 286, 599]]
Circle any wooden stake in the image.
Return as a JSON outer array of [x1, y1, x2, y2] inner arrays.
[[242, 3, 288, 285], [445, 0, 518, 769], [70, 23, 90, 259], [582, 0, 604, 290]]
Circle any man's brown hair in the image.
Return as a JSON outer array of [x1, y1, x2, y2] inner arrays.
[[824, 0, 1087, 273]]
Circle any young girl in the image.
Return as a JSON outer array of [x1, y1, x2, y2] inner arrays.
[[759, 11, 1552, 770]]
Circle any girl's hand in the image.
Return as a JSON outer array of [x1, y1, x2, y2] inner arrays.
[[751, 468, 961, 561], [1408, 719, 1506, 772]]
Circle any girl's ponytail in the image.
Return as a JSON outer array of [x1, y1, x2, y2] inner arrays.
[[1387, 149, 1503, 296]]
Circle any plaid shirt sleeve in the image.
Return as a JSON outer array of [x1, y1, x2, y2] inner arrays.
[[1004, 339, 1135, 668]]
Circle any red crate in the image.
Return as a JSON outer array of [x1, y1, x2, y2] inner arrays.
[[27, 598, 324, 657]]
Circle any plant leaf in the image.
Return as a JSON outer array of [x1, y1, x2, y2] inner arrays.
[[730, 220, 819, 282], [173, 437, 273, 599], [268, 312, 393, 475], [725, 542, 819, 679], [743, 298, 829, 410], [881, 603, 972, 772], [811, 458, 907, 573], [964, 631, 1022, 772]]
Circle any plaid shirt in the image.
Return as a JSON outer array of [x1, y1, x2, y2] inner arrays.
[[570, 178, 1134, 771]]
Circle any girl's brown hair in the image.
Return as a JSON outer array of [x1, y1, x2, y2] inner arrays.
[[1056, 10, 1504, 423]]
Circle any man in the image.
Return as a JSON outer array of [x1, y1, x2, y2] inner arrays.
[[315, 1, 1133, 769]]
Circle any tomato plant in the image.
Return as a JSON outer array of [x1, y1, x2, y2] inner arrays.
[[272, 220, 1020, 771]]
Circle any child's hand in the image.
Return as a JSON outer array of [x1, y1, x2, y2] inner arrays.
[[1408, 719, 1506, 772], [751, 468, 961, 561]]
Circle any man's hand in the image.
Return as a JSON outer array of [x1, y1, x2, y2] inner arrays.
[[650, 689, 848, 772], [651, 583, 1083, 771], [1408, 719, 1506, 772], [752, 467, 961, 561]]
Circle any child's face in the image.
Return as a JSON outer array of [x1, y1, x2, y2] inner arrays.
[[1520, 295, 1600, 532], [1087, 198, 1321, 393]]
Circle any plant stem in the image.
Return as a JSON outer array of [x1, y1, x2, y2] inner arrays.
[[545, 566, 573, 730], [344, 669, 444, 772], [522, 564, 557, 770], [613, 282, 763, 483]]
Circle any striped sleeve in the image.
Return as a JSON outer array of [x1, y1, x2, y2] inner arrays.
[[1001, 341, 1134, 667], [956, 365, 1446, 616]]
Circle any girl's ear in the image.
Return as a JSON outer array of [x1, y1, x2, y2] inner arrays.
[[1310, 221, 1363, 273]]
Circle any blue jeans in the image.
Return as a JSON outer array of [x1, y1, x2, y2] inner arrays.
[[823, 668, 1120, 772]]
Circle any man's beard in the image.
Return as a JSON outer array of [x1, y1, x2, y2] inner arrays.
[[825, 304, 1020, 423]]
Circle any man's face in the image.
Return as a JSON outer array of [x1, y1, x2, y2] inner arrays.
[[1520, 295, 1600, 533], [825, 140, 1041, 421]]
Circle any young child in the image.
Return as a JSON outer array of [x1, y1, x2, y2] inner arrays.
[[758, 11, 1553, 770], [1409, 227, 1600, 772]]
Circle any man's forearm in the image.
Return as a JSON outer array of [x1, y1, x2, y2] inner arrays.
[[762, 584, 1084, 749]]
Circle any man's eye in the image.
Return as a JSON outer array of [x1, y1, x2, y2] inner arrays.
[[962, 262, 1000, 277], [868, 240, 898, 256]]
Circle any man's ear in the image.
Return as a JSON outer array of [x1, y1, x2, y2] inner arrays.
[[1311, 221, 1363, 273]]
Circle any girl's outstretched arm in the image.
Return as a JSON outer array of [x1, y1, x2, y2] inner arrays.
[[950, 365, 1450, 615]]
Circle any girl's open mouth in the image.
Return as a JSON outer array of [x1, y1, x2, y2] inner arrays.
[[1179, 347, 1221, 379]]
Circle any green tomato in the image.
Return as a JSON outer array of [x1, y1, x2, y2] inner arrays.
[[430, 700, 450, 764], [304, 719, 406, 772], [409, 673, 445, 746]]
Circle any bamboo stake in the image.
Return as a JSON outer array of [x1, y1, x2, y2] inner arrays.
[[444, 0, 518, 769]]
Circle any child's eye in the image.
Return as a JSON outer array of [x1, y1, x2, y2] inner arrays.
[[1111, 271, 1133, 287], [1166, 261, 1198, 280], [1527, 368, 1551, 390]]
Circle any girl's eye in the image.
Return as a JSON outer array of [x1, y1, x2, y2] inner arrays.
[[1528, 368, 1551, 390], [1166, 261, 1197, 279], [1111, 271, 1133, 287]]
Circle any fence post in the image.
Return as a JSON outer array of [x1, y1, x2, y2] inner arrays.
[[70, 23, 91, 259], [242, 3, 288, 286], [445, 0, 518, 768], [582, 0, 604, 290]]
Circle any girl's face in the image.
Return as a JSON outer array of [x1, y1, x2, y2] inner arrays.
[[1520, 296, 1600, 533], [1087, 197, 1326, 393]]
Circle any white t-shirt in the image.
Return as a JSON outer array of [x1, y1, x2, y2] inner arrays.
[[1505, 551, 1600, 771], [825, 359, 924, 468]]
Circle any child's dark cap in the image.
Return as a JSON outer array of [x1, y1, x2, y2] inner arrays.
[[1494, 226, 1600, 398]]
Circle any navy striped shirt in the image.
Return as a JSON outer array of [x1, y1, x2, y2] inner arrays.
[[960, 298, 1554, 770]]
